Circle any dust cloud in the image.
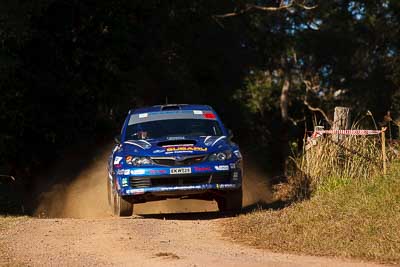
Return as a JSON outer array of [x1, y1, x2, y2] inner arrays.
[[34, 145, 271, 218], [242, 163, 272, 206], [34, 146, 111, 218]]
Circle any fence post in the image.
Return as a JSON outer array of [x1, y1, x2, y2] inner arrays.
[[332, 107, 351, 142], [381, 127, 387, 175]]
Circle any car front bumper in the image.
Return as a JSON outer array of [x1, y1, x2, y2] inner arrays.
[[121, 182, 241, 196], [114, 161, 243, 198]]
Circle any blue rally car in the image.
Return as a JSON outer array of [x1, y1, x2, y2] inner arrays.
[[107, 104, 243, 216]]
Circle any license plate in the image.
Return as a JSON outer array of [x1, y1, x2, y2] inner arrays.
[[170, 167, 191, 175]]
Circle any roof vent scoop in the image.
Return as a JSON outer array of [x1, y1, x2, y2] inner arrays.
[[161, 105, 181, 111]]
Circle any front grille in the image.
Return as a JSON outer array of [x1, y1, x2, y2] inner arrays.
[[210, 172, 231, 184], [151, 155, 206, 166], [130, 177, 151, 188], [151, 175, 210, 187], [129, 172, 231, 188]]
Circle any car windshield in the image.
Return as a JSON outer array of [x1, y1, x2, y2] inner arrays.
[[125, 119, 223, 140]]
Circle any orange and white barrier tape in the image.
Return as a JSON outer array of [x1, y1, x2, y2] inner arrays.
[[311, 128, 386, 136]]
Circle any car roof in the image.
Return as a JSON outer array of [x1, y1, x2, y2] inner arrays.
[[130, 104, 214, 114]]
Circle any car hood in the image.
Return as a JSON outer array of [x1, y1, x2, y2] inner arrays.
[[121, 136, 230, 157]]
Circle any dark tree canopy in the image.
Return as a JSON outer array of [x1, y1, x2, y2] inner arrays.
[[1, 0, 399, 179]]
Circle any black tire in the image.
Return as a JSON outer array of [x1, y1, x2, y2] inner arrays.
[[112, 189, 133, 217], [107, 177, 112, 206], [217, 189, 243, 212]]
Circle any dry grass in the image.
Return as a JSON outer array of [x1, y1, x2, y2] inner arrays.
[[277, 135, 398, 202], [225, 162, 400, 264], [0, 216, 23, 231], [295, 136, 387, 187]]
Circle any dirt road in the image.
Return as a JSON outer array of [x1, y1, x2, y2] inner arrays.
[[0, 146, 386, 267], [1, 212, 386, 267]]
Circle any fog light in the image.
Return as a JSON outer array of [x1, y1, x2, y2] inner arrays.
[[232, 172, 239, 180]]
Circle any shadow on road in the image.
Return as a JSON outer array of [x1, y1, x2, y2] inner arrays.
[[135, 199, 289, 221], [137, 211, 235, 220]]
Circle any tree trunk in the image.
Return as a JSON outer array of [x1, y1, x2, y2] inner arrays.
[[279, 78, 290, 174], [280, 78, 290, 122]]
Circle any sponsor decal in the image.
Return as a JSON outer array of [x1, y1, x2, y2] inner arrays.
[[158, 185, 209, 191], [163, 144, 194, 147], [170, 167, 192, 175], [114, 156, 123, 165], [123, 183, 241, 195], [166, 136, 186, 140], [124, 169, 130, 175], [126, 156, 133, 162], [193, 110, 203, 115], [121, 178, 128, 187], [139, 113, 148, 118], [166, 146, 207, 152], [219, 184, 236, 189], [131, 169, 145, 175], [116, 169, 125, 175], [166, 150, 193, 154], [194, 166, 212, 172], [149, 169, 167, 175], [133, 189, 145, 195], [114, 164, 122, 169], [215, 165, 229, 171], [153, 149, 165, 154]]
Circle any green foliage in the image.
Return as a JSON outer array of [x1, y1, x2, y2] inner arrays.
[[234, 70, 281, 116]]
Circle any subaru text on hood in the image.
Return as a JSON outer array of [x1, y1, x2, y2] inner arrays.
[[107, 104, 243, 216]]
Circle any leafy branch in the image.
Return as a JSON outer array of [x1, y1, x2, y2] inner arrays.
[[214, 0, 317, 18]]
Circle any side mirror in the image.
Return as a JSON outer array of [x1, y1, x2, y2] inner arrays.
[[114, 135, 121, 144], [228, 129, 234, 140]]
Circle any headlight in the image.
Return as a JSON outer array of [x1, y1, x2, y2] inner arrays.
[[125, 156, 153, 166], [233, 150, 242, 159], [208, 150, 232, 161]]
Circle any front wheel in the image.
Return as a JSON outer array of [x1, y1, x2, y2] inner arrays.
[[107, 177, 112, 206], [217, 189, 243, 212], [112, 188, 133, 217]]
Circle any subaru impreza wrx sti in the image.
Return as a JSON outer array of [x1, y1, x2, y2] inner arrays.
[[107, 104, 243, 216]]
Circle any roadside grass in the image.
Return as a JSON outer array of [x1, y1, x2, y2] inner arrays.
[[0, 216, 24, 231], [225, 162, 400, 264]]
